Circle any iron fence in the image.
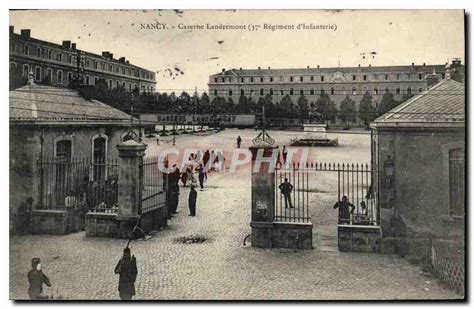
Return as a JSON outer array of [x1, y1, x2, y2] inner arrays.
[[141, 156, 167, 214], [38, 157, 119, 213], [274, 161, 378, 226]]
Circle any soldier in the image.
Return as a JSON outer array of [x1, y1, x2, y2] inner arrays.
[[236, 135, 242, 148], [333, 196, 355, 224], [114, 248, 138, 300], [278, 178, 294, 208], [27, 258, 51, 300], [188, 185, 197, 216]]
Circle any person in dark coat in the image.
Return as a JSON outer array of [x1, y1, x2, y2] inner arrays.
[[236, 135, 242, 148], [203, 150, 210, 168], [114, 247, 138, 300], [196, 164, 206, 191], [27, 258, 51, 300], [333, 195, 355, 224], [181, 171, 188, 187], [278, 178, 294, 208], [188, 185, 197, 216]]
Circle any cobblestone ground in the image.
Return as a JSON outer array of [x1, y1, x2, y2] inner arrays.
[[10, 129, 460, 300]]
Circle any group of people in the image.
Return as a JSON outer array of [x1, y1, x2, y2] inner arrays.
[[333, 196, 370, 224]]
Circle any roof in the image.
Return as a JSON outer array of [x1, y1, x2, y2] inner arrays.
[[212, 64, 447, 77], [371, 79, 465, 129], [10, 83, 136, 126]]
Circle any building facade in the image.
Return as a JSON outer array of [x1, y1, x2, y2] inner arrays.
[[10, 78, 143, 234], [208, 62, 457, 110], [371, 79, 465, 293], [9, 26, 156, 93]]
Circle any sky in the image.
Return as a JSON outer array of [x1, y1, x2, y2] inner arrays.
[[10, 9, 465, 94]]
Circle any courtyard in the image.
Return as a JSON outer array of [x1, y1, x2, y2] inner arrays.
[[9, 129, 460, 300]]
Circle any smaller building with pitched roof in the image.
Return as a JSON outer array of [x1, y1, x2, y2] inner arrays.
[[371, 79, 465, 293]]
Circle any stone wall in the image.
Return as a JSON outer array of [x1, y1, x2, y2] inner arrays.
[[31, 210, 68, 235], [338, 225, 381, 253]]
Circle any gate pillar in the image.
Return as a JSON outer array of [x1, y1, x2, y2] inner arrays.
[[116, 139, 147, 223], [249, 144, 278, 248]]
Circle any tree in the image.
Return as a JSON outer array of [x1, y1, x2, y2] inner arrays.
[[200, 92, 210, 113], [280, 94, 296, 118], [297, 95, 309, 119], [358, 91, 377, 123], [339, 95, 356, 124], [315, 92, 337, 121], [377, 91, 398, 116], [9, 70, 28, 90], [236, 94, 250, 113]]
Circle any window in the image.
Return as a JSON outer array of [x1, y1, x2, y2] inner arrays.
[[280, 90, 284, 95], [363, 75, 367, 81], [419, 88, 423, 93], [352, 87, 357, 95], [93, 137, 107, 181], [260, 88, 264, 96], [385, 88, 389, 93], [270, 77, 273, 83], [300, 89, 304, 95], [109, 80, 113, 89], [214, 78, 218, 83], [321, 76, 324, 82], [270, 88, 273, 95], [320, 89, 325, 95], [300, 76, 303, 82], [24, 44, 29, 55], [310, 89, 314, 95], [85, 75, 90, 85], [310, 76, 314, 81], [47, 68, 52, 79], [290, 77, 293, 82], [352, 75, 356, 81], [250, 77, 254, 83], [396, 88, 400, 95], [95, 61, 98, 69], [396, 74, 400, 80], [240, 77, 244, 83], [449, 148, 465, 216], [290, 88, 294, 95], [35, 67, 41, 81], [250, 90, 254, 96], [385, 74, 388, 80], [10, 42, 15, 52], [22, 64, 30, 76], [228, 89, 232, 96], [69, 55, 73, 64], [214, 90, 218, 96], [56, 140, 72, 161], [260, 77, 264, 82], [241, 89, 244, 96], [418, 74, 423, 80], [407, 87, 412, 95], [57, 70, 63, 84], [48, 50, 52, 60], [331, 88, 335, 95], [68, 72, 73, 84], [58, 53, 63, 62], [36, 47, 41, 57], [374, 88, 378, 95]]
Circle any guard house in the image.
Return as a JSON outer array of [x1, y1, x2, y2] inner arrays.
[[10, 74, 143, 234], [371, 79, 465, 293]]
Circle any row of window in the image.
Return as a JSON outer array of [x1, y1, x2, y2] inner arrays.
[[213, 86, 421, 97], [10, 41, 155, 81], [213, 73, 445, 84], [13, 62, 155, 93]]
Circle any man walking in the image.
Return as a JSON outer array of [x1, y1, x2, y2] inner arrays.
[[27, 258, 51, 300], [236, 135, 242, 148], [188, 185, 197, 216], [279, 178, 294, 208], [196, 164, 206, 191], [333, 196, 355, 224], [114, 247, 138, 300]]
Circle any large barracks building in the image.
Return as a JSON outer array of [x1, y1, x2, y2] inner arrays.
[[9, 26, 156, 93], [208, 61, 461, 109]]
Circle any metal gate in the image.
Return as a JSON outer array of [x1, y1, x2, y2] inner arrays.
[[274, 162, 378, 226], [140, 156, 167, 214]]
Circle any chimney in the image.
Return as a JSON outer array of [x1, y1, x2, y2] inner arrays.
[[317, 65, 320, 69], [9, 26, 14, 34], [62, 40, 71, 49], [20, 29, 31, 38], [222, 68, 225, 73], [258, 66, 261, 70], [126, 60, 130, 64], [307, 65, 310, 69], [71, 43, 76, 50], [423, 63, 426, 67], [239, 68, 242, 71], [102, 51, 110, 58], [119, 57, 126, 63], [268, 66, 271, 69], [109, 53, 114, 60], [369, 64, 371, 67]]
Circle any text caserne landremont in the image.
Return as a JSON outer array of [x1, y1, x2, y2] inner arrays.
[[139, 23, 337, 31]]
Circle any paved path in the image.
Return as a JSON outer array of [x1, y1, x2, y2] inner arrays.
[[9, 130, 460, 300]]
